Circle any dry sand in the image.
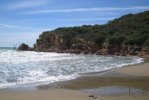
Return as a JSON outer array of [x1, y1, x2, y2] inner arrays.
[[0, 89, 91, 100], [0, 61, 149, 100], [99, 94, 149, 100], [0, 89, 149, 100]]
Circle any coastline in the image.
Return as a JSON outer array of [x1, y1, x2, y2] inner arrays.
[[0, 57, 149, 100], [113, 57, 149, 76]]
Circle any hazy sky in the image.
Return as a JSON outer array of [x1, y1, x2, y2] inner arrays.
[[0, 0, 149, 47]]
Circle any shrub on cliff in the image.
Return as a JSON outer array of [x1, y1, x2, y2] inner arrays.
[[107, 35, 125, 46], [34, 11, 149, 54]]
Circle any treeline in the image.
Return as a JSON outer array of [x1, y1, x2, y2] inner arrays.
[[21, 11, 149, 56]]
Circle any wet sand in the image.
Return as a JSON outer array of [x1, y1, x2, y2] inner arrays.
[[114, 62, 149, 76], [96, 62, 149, 100], [0, 59, 149, 100]]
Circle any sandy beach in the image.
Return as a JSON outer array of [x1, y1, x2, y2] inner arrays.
[[0, 61, 149, 100], [114, 62, 149, 76], [0, 89, 91, 100], [1, 89, 148, 100], [99, 62, 149, 100]]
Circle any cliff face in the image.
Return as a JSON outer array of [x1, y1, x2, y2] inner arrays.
[[34, 33, 96, 53], [34, 33, 64, 51], [33, 11, 149, 56]]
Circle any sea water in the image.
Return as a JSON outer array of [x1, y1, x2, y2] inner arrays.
[[0, 47, 144, 89]]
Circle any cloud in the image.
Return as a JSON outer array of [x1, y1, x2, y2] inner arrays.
[[7, 0, 48, 10], [23, 6, 149, 15], [61, 17, 116, 22], [0, 24, 19, 28]]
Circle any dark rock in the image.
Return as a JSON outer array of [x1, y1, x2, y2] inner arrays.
[[18, 43, 29, 51]]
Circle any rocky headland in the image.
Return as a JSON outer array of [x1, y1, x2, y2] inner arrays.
[[18, 11, 149, 56]]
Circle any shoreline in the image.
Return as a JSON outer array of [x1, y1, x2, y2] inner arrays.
[[0, 55, 145, 90], [0, 57, 149, 100], [113, 61, 149, 77], [0, 54, 143, 90], [37, 57, 149, 89]]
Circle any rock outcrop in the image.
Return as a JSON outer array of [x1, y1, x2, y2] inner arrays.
[[19, 11, 149, 57], [18, 43, 29, 51]]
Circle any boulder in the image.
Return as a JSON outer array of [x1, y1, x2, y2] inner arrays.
[[18, 43, 29, 51]]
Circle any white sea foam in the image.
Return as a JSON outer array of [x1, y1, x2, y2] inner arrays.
[[0, 49, 144, 89]]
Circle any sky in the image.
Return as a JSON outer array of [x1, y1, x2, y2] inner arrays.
[[0, 0, 149, 47]]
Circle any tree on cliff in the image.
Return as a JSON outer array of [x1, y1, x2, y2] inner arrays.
[[33, 11, 149, 55]]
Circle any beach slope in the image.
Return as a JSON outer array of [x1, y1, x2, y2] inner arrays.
[[0, 63, 149, 100], [0, 89, 91, 100]]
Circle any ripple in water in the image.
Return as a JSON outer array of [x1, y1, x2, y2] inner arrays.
[[0, 49, 144, 88]]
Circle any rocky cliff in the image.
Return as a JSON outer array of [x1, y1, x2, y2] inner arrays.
[[30, 11, 149, 56]]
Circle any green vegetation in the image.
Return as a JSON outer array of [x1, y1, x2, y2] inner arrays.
[[33, 11, 149, 55]]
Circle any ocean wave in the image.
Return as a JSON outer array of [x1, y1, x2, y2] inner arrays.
[[0, 49, 144, 89]]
